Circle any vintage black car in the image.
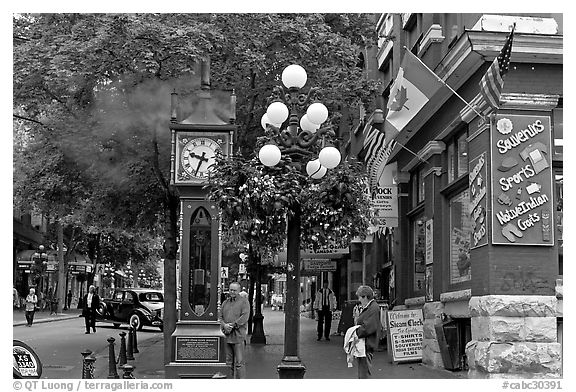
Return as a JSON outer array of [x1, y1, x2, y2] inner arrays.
[[96, 288, 163, 331]]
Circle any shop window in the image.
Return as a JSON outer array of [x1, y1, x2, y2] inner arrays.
[[555, 172, 563, 275], [449, 190, 472, 284], [413, 215, 426, 292]]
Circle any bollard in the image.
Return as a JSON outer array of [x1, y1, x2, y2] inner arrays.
[[107, 337, 120, 379], [121, 364, 135, 379], [132, 325, 139, 354], [81, 349, 95, 379], [84, 356, 96, 379], [81, 349, 92, 379], [126, 328, 135, 360], [117, 332, 127, 366]]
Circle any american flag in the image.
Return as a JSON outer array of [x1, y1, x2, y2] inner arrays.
[[479, 24, 515, 110]]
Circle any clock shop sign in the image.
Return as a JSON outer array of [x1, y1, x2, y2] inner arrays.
[[490, 114, 554, 246]]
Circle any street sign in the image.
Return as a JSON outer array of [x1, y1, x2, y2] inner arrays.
[[302, 259, 337, 272], [13, 340, 42, 379], [220, 267, 228, 279], [238, 263, 246, 274]]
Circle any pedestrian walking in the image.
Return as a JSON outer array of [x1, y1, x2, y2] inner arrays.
[[38, 290, 45, 311], [313, 281, 336, 341], [13, 286, 20, 310], [219, 282, 250, 378], [353, 285, 382, 379], [66, 289, 73, 310], [24, 288, 38, 327], [82, 285, 100, 334], [48, 287, 58, 315]]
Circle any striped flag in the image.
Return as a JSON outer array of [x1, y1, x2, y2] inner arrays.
[[479, 24, 515, 110], [359, 122, 386, 165], [383, 49, 445, 146]]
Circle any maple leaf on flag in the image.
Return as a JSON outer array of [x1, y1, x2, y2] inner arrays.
[[388, 86, 409, 112]]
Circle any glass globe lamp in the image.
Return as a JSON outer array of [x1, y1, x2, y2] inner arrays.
[[300, 114, 319, 133], [306, 102, 328, 125], [266, 102, 289, 125], [259, 144, 282, 167], [282, 64, 307, 89], [318, 146, 341, 169], [306, 159, 327, 179]]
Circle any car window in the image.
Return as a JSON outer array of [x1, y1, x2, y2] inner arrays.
[[139, 292, 163, 302], [114, 292, 124, 301], [124, 292, 135, 303]]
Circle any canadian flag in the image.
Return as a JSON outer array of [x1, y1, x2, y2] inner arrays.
[[384, 49, 444, 146]]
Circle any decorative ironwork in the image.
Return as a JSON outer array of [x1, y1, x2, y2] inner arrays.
[[264, 85, 335, 161]]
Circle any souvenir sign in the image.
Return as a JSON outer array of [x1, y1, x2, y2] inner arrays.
[[386, 309, 424, 362], [490, 114, 554, 245], [469, 152, 488, 249]]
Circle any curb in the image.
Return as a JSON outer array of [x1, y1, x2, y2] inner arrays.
[[13, 313, 82, 327]]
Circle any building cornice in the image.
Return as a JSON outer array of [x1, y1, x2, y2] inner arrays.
[[401, 141, 445, 173], [418, 24, 445, 57]]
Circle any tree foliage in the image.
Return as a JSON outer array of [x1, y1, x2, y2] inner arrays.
[[13, 13, 379, 271]]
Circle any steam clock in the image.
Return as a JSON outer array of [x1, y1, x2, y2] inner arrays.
[[165, 59, 236, 378]]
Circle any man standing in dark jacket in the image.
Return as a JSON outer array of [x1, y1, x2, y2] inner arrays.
[[354, 285, 382, 378], [219, 282, 250, 378], [83, 285, 100, 334]]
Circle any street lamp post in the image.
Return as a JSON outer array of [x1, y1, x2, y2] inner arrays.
[[32, 245, 48, 295], [258, 64, 341, 379]]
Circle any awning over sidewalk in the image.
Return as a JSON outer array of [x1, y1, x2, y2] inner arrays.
[[16, 250, 92, 272]]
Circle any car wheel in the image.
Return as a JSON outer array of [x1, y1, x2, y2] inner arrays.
[[129, 314, 143, 331], [113, 323, 121, 328], [96, 303, 106, 317]]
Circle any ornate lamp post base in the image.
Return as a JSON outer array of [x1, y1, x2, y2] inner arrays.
[[277, 356, 306, 379], [250, 314, 267, 344]]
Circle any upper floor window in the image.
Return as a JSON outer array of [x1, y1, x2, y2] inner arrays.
[[446, 128, 468, 183], [412, 166, 426, 206]]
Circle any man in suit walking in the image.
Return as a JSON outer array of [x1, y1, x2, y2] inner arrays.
[[83, 285, 100, 334], [313, 281, 336, 341]]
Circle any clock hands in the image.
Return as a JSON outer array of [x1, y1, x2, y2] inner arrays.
[[193, 151, 210, 176]]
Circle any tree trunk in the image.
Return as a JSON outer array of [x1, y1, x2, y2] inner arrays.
[[247, 271, 255, 334], [56, 219, 65, 313]]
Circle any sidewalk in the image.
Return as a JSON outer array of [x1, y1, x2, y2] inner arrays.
[[13, 308, 83, 327], [93, 307, 467, 379]]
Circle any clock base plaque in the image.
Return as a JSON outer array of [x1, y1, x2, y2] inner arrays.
[[165, 322, 229, 378]]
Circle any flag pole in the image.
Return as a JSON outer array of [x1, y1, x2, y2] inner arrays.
[[374, 140, 429, 187], [403, 46, 486, 120]]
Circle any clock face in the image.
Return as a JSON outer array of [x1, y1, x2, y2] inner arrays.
[[181, 137, 221, 180]]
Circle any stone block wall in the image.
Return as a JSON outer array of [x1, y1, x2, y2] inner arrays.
[[422, 301, 444, 368], [466, 295, 562, 378]]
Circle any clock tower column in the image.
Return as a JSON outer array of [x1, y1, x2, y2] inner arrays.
[[165, 59, 236, 378]]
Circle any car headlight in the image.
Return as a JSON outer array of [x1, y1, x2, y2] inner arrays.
[[158, 308, 163, 319]]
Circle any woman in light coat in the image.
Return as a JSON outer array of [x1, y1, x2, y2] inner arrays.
[[25, 288, 38, 327]]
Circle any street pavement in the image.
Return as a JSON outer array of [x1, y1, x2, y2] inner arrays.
[[90, 307, 467, 379], [14, 307, 466, 379], [12, 309, 162, 379]]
